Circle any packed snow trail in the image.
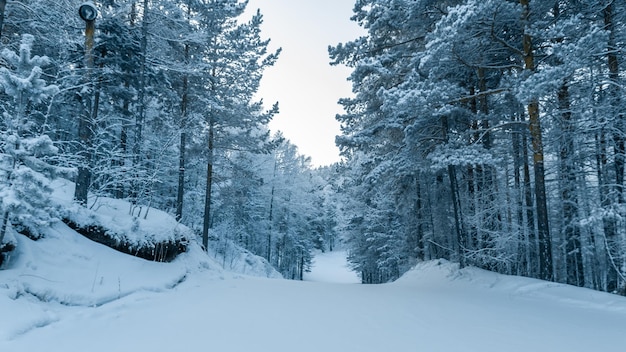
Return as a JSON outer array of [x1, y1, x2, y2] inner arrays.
[[3, 265, 626, 351], [304, 250, 360, 283], [1, 226, 626, 351]]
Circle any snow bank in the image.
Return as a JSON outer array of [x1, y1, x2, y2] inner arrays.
[[396, 259, 626, 314], [50, 179, 189, 254], [0, 218, 280, 341], [0, 222, 197, 340]]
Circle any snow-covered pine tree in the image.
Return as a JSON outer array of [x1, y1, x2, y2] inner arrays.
[[194, 1, 279, 251], [0, 34, 61, 243], [330, 0, 464, 283]]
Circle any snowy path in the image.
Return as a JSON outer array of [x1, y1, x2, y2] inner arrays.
[[2, 228, 626, 352], [3, 262, 626, 351], [303, 250, 360, 283]]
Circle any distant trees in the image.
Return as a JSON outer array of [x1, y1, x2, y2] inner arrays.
[[210, 135, 338, 279], [333, 0, 626, 294]]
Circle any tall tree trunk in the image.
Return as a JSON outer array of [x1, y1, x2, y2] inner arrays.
[[605, 3, 624, 204], [202, 118, 215, 251], [558, 83, 584, 286], [115, 3, 136, 199], [597, 129, 617, 292], [520, 0, 553, 281], [176, 90, 187, 221], [467, 86, 478, 255], [136, 0, 149, 155], [448, 164, 466, 267], [604, 0, 624, 293], [522, 112, 537, 276], [476, 66, 498, 270], [512, 113, 527, 275], [176, 22, 191, 222], [414, 175, 425, 260], [267, 160, 277, 262], [442, 116, 466, 266], [74, 16, 96, 206], [132, 0, 150, 200]]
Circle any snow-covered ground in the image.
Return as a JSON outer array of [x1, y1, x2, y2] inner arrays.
[[1, 223, 626, 351], [304, 250, 360, 283]]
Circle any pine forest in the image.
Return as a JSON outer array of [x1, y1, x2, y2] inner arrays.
[[0, 0, 625, 298]]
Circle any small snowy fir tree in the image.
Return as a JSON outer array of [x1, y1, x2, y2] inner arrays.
[[0, 34, 60, 244]]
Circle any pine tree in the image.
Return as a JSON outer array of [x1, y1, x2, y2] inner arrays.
[[0, 34, 61, 243], [195, 2, 279, 251]]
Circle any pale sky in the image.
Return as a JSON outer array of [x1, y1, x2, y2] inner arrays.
[[244, 0, 364, 166]]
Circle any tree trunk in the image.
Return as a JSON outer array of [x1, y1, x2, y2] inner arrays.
[[520, 0, 553, 281], [441, 116, 466, 266], [467, 86, 478, 256], [414, 175, 425, 260], [176, 41, 190, 222], [521, 112, 537, 276], [476, 67, 498, 270], [0, 211, 9, 246], [74, 17, 96, 206], [0, 0, 6, 39], [132, 0, 150, 199], [604, 0, 624, 293], [448, 164, 466, 267], [512, 113, 526, 275], [115, 3, 136, 199], [558, 83, 584, 286], [202, 119, 215, 251], [267, 160, 277, 262], [115, 101, 129, 199], [176, 129, 186, 221], [605, 3, 624, 204], [596, 126, 614, 287], [477, 67, 491, 148]]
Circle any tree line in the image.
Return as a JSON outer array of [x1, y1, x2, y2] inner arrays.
[[332, 0, 626, 294], [5, 0, 624, 293], [0, 0, 339, 279]]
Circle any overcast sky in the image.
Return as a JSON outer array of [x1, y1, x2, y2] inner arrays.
[[244, 0, 364, 166]]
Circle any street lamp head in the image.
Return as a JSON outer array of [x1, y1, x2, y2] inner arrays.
[[79, 2, 97, 22]]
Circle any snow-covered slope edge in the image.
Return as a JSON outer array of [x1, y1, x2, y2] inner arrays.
[[395, 259, 626, 313], [0, 222, 191, 340], [0, 219, 280, 341], [50, 179, 189, 257]]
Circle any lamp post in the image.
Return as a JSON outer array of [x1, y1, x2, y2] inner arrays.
[[74, 2, 98, 206], [79, 3, 97, 57]]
